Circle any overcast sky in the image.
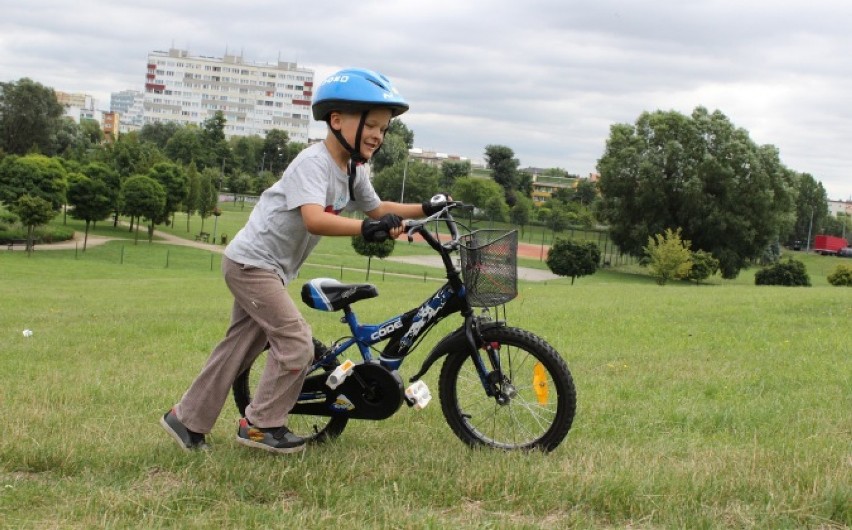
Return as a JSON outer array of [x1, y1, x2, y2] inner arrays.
[[1, 0, 849, 199]]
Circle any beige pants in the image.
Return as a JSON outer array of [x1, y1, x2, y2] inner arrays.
[[175, 256, 314, 433]]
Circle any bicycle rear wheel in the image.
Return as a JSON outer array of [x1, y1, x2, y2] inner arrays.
[[232, 338, 348, 444], [438, 326, 575, 452]]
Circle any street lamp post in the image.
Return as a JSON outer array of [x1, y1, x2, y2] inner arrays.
[[213, 159, 224, 242], [400, 149, 412, 203], [806, 209, 814, 253]]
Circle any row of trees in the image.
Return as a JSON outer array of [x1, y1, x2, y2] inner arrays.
[[0, 76, 579, 232], [0, 153, 220, 249], [2, 77, 845, 278], [0, 77, 301, 249]]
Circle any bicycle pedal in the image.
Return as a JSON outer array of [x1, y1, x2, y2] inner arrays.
[[326, 359, 355, 389], [405, 380, 432, 410]]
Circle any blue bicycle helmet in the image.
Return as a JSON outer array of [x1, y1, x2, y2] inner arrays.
[[313, 68, 410, 195], [312, 68, 409, 122]]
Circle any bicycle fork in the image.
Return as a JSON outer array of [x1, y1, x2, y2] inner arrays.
[[464, 316, 515, 405]]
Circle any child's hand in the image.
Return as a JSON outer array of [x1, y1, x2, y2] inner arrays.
[[362, 214, 403, 242]]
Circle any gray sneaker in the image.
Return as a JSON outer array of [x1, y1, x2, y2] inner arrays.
[[236, 417, 306, 454], [160, 409, 209, 451]]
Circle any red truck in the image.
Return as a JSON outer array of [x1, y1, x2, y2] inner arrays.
[[813, 235, 849, 255]]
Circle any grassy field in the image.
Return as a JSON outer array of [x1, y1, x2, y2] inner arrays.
[[1, 217, 850, 528]]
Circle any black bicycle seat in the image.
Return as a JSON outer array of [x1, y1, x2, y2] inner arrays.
[[301, 278, 378, 312]]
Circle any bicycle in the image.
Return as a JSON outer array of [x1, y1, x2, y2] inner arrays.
[[232, 202, 576, 452]]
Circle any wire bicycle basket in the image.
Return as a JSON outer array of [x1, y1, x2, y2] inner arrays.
[[459, 229, 518, 307]]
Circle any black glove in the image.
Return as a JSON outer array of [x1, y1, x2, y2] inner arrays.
[[361, 213, 403, 242], [422, 193, 451, 216]]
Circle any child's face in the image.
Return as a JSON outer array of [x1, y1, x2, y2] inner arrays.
[[332, 108, 393, 160]]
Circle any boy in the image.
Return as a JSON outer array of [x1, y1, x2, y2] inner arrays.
[[161, 68, 446, 454]]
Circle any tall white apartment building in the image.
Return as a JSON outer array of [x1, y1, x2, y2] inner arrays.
[[143, 48, 314, 142]]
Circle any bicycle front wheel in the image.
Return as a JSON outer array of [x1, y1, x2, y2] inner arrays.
[[438, 326, 575, 452]]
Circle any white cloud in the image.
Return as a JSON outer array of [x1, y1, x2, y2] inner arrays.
[[1, 0, 849, 199]]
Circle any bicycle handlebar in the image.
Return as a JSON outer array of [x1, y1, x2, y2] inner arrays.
[[405, 201, 466, 249]]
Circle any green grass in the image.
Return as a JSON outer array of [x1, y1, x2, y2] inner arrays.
[[1, 241, 849, 529]]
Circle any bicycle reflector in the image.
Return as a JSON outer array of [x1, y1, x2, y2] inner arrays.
[[533, 362, 549, 405]]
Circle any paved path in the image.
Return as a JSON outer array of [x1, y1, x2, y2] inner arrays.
[[8, 229, 225, 253]]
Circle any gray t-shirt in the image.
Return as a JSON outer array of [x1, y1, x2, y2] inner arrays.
[[224, 142, 381, 283]]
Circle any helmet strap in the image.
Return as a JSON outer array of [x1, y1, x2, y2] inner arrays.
[[329, 110, 370, 199]]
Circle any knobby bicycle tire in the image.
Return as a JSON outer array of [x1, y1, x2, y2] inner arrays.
[[438, 326, 575, 452]]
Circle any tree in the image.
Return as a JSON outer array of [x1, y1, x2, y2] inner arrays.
[[10, 194, 56, 253], [200, 111, 230, 170], [823, 213, 852, 239], [644, 228, 693, 285], [197, 167, 220, 231], [261, 129, 289, 176], [373, 160, 439, 203], [67, 176, 112, 250], [110, 132, 166, 179], [351, 235, 395, 280], [0, 153, 67, 209], [574, 180, 598, 206], [451, 177, 505, 215], [79, 119, 104, 146], [546, 239, 601, 284], [0, 78, 65, 155], [230, 173, 253, 204], [597, 107, 797, 279], [139, 122, 181, 150], [253, 170, 277, 195], [54, 118, 103, 162], [388, 119, 414, 148], [484, 145, 520, 202], [510, 195, 532, 229], [230, 135, 265, 176], [121, 175, 166, 244], [440, 159, 470, 189], [147, 162, 187, 226], [371, 130, 408, 174], [81, 161, 121, 226], [165, 127, 204, 167]]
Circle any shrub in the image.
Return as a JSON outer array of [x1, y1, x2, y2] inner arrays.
[[546, 238, 601, 284], [755, 258, 811, 286], [827, 264, 852, 287], [351, 235, 395, 281], [34, 225, 74, 243], [687, 250, 720, 284], [644, 228, 692, 285]]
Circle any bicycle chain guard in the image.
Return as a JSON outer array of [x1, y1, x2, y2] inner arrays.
[[292, 361, 404, 421]]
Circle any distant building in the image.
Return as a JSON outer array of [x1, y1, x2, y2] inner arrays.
[[55, 90, 94, 110], [828, 199, 851, 218], [407, 147, 470, 168], [520, 168, 576, 205], [54, 90, 100, 124], [519, 168, 600, 205], [143, 47, 313, 142], [110, 89, 144, 133], [102, 111, 120, 143]]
